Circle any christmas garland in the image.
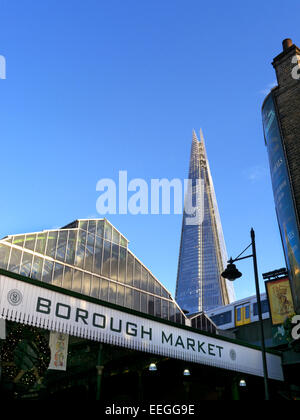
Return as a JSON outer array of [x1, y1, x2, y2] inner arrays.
[[0, 324, 51, 387]]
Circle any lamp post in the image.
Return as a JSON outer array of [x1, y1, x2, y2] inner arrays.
[[221, 228, 269, 401]]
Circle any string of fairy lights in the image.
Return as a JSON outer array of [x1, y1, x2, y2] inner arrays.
[[0, 324, 51, 387]]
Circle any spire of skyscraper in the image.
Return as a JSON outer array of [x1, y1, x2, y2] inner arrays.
[[175, 130, 235, 314]]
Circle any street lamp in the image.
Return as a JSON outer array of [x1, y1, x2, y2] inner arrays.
[[183, 369, 191, 376], [239, 379, 247, 387], [221, 228, 269, 401], [149, 363, 157, 372]]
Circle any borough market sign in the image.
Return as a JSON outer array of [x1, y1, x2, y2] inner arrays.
[[0, 274, 284, 381]]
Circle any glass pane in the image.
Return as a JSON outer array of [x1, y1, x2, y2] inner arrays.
[[133, 290, 140, 311], [120, 236, 127, 248], [253, 303, 258, 316], [169, 302, 175, 322], [94, 236, 103, 276], [245, 305, 250, 319], [126, 252, 134, 285], [262, 300, 270, 314], [148, 275, 155, 294], [110, 244, 119, 281], [12, 235, 25, 248], [75, 230, 86, 268], [96, 220, 104, 238], [117, 284, 125, 306], [102, 240, 111, 278], [108, 282, 117, 304], [112, 228, 119, 245], [56, 230, 68, 262], [25, 234, 36, 251], [82, 273, 91, 295], [65, 230, 76, 265], [119, 247, 126, 283], [161, 288, 169, 299], [162, 300, 169, 320], [100, 278, 108, 301], [84, 233, 95, 272], [104, 222, 112, 241], [155, 297, 161, 318], [91, 276, 100, 298], [141, 293, 147, 313], [42, 260, 54, 284], [73, 270, 82, 293], [148, 295, 154, 315], [0, 244, 10, 270], [36, 233, 47, 255], [134, 261, 141, 289], [53, 262, 64, 286], [236, 308, 241, 322], [79, 220, 88, 231], [155, 281, 161, 296], [88, 220, 96, 234], [46, 231, 58, 259], [124, 287, 133, 309], [63, 266, 73, 290], [175, 308, 182, 324], [8, 248, 22, 273], [141, 268, 148, 291], [20, 252, 33, 277], [31, 256, 43, 280]]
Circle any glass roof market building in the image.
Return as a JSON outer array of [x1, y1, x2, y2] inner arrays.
[[0, 218, 285, 400], [0, 218, 186, 325]]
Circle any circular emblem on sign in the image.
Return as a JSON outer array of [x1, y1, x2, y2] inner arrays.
[[7, 289, 23, 306], [229, 349, 237, 361]]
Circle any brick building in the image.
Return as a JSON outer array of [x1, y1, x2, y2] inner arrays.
[[262, 39, 300, 313]]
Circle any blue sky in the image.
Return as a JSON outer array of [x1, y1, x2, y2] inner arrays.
[[0, 0, 299, 301]]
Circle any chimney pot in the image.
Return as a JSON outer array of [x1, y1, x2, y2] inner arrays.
[[282, 38, 293, 51]]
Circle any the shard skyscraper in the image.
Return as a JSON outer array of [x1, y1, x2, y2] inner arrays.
[[175, 130, 235, 314]]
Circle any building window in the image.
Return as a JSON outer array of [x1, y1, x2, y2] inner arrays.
[[42, 260, 54, 284], [108, 282, 117, 304], [91, 275, 100, 299], [53, 262, 63, 286], [20, 252, 33, 277], [210, 310, 232, 326], [8, 248, 22, 273], [253, 300, 269, 316], [73, 269, 82, 293], [102, 240, 111, 278], [46, 231, 58, 259], [133, 290, 140, 311], [100, 278, 109, 301]]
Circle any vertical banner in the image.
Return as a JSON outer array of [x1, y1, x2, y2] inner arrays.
[[48, 332, 69, 371], [0, 318, 6, 339]]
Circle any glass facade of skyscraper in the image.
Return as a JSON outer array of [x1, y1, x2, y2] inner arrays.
[[0, 218, 186, 324], [176, 131, 235, 314]]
